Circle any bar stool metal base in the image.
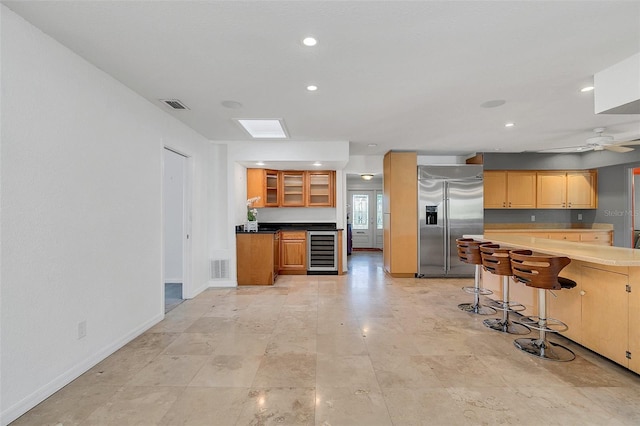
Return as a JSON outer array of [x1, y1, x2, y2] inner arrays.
[[514, 338, 575, 362], [483, 318, 530, 335], [458, 302, 496, 315]]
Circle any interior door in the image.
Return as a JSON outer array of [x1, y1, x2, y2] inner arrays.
[[349, 190, 374, 248]]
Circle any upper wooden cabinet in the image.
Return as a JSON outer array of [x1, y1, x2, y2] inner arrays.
[[280, 171, 306, 207], [537, 170, 597, 209], [306, 171, 335, 207], [247, 169, 335, 207], [485, 169, 597, 209], [484, 171, 536, 209]]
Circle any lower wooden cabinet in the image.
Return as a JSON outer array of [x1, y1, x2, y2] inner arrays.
[[236, 233, 279, 285], [280, 231, 307, 275]]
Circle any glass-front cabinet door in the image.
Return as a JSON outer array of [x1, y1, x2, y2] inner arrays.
[[265, 170, 279, 206], [307, 171, 334, 206], [280, 171, 306, 206]]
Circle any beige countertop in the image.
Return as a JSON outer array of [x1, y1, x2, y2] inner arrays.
[[485, 228, 611, 234], [483, 234, 640, 267]]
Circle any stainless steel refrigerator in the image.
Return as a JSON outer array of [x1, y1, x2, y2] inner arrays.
[[418, 165, 484, 277]]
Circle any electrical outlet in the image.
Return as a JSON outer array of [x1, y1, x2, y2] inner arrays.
[[531, 215, 535, 222], [78, 320, 87, 339], [578, 213, 583, 221]]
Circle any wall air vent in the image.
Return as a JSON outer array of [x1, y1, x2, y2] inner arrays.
[[161, 99, 189, 110], [210, 259, 229, 279]]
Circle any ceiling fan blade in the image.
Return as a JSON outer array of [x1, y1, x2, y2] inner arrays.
[[615, 139, 640, 146], [537, 145, 593, 153], [604, 145, 634, 153]]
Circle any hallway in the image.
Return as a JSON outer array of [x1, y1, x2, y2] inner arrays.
[[13, 252, 640, 425]]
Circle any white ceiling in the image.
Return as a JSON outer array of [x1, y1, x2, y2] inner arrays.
[[4, 1, 640, 159]]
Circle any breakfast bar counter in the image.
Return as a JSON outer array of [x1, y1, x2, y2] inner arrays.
[[474, 234, 640, 374]]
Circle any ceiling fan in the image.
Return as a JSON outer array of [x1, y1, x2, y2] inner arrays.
[[538, 128, 640, 154]]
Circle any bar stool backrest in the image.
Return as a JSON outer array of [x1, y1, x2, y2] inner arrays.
[[479, 244, 513, 276], [456, 238, 490, 265], [509, 249, 571, 290]]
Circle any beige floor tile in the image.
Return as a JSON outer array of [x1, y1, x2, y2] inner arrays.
[[162, 332, 222, 356], [188, 354, 263, 387], [127, 355, 209, 386], [315, 386, 392, 426], [425, 354, 509, 388], [159, 387, 246, 425], [234, 387, 315, 425], [265, 331, 317, 355], [382, 387, 467, 426], [213, 332, 271, 356], [316, 332, 368, 355], [184, 316, 237, 334], [370, 354, 443, 389], [83, 386, 183, 425], [252, 354, 316, 388], [316, 354, 380, 391], [10, 383, 120, 426]]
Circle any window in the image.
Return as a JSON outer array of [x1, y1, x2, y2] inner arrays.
[[377, 193, 383, 230], [352, 194, 369, 230]]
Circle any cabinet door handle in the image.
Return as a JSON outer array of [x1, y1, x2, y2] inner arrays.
[[503, 202, 506, 207], [580, 290, 586, 296], [508, 202, 511, 207]]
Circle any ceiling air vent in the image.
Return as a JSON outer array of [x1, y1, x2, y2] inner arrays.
[[161, 99, 189, 110]]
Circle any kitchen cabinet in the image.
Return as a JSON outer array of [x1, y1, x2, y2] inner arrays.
[[246, 169, 279, 207], [628, 268, 640, 374], [247, 169, 336, 207], [383, 151, 417, 277], [273, 231, 280, 279], [236, 233, 279, 285], [547, 261, 582, 342], [484, 229, 612, 246], [280, 231, 307, 274], [483, 171, 536, 209], [537, 171, 597, 209], [306, 171, 335, 206], [280, 171, 306, 207]]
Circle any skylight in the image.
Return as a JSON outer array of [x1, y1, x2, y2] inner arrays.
[[237, 119, 288, 139]]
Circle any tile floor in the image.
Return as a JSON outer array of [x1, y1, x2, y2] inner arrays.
[[12, 252, 640, 425]]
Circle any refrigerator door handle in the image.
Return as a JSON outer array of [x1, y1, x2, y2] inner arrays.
[[443, 181, 449, 272]]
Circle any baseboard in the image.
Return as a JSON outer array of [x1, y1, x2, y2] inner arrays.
[[208, 279, 237, 288], [184, 281, 208, 299], [1, 313, 164, 426]]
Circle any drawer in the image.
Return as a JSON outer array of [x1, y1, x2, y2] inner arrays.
[[281, 231, 307, 240], [580, 232, 611, 244], [547, 232, 580, 242]]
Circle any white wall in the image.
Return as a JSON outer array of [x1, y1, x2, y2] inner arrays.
[[0, 7, 212, 424], [163, 149, 185, 283]]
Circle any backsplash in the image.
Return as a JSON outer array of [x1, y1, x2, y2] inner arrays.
[[484, 209, 597, 224], [254, 207, 337, 223]]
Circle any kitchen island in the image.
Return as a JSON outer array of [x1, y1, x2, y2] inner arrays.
[[481, 234, 640, 374]]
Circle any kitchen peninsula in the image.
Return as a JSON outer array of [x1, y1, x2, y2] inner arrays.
[[481, 234, 640, 374]]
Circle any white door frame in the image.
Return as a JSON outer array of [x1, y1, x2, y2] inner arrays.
[[162, 147, 193, 304], [349, 190, 375, 248]]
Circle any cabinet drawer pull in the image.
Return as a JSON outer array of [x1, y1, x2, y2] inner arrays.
[[580, 290, 586, 296]]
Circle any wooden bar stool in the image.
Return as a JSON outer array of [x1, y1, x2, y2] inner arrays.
[[509, 249, 577, 362], [456, 238, 495, 315], [479, 244, 530, 335]]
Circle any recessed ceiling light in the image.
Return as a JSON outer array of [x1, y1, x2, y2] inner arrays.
[[237, 119, 288, 138], [580, 86, 594, 92], [367, 143, 378, 147], [303, 37, 317, 47], [307, 85, 318, 91], [313, 162, 322, 167], [221, 100, 243, 109], [505, 122, 515, 128], [480, 99, 506, 108], [256, 161, 265, 166]]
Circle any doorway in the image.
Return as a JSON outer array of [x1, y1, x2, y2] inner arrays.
[[348, 190, 383, 249], [163, 148, 191, 312]]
